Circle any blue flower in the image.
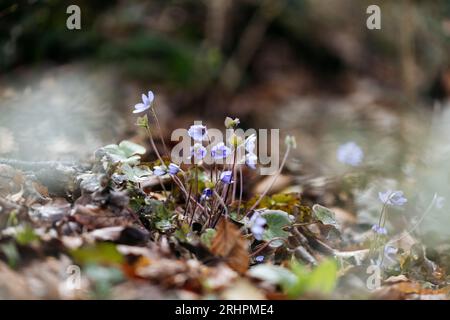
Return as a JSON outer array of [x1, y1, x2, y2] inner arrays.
[[153, 165, 167, 176], [211, 142, 232, 159], [245, 134, 257, 153], [337, 142, 363, 166], [383, 244, 398, 266], [250, 213, 266, 240], [191, 143, 207, 160], [378, 190, 407, 206], [133, 91, 154, 114], [255, 255, 264, 262], [371, 224, 387, 235], [200, 188, 213, 201], [436, 196, 445, 209], [188, 124, 207, 141], [168, 163, 180, 175], [220, 170, 233, 184], [245, 152, 258, 169]]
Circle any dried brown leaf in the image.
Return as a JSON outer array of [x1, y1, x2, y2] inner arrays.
[[211, 218, 249, 274]]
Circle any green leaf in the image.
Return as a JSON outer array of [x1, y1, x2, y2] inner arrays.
[[305, 259, 338, 294], [100, 140, 146, 165], [15, 225, 39, 245], [155, 220, 172, 232], [174, 223, 191, 242], [147, 199, 175, 232], [85, 264, 124, 299], [200, 228, 217, 248], [260, 210, 292, 247], [250, 259, 338, 298], [312, 204, 339, 228], [286, 259, 338, 298], [136, 115, 149, 128], [0, 242, 19, 268], [121, 164, 152, 183], [248, 264, 297, 286], [70, 243, 124, 266], [118, 140, 146, 157]]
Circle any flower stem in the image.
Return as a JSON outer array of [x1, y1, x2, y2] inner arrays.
[[150, 105, 169, 157], [245, 144, 291, 215]]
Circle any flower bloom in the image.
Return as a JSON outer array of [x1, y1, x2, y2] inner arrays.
[[188, 124, 207, 141], [337, 141, 363, 166], [168, 163, 180, 175], [255, 255, 264, 262], [133, 91, 154, 113], [245, 153, 258, 169], [436, 196, 445, 209], [200, 188, 213, 201], [191, 143, 207, 160], [224, 117, 240, 129], [371, 224, 387, 235], [250, 213, 266, 240], [245, 134, 257, 153], [220, 170, 233, 184], [211, 142, 231, 159], [383, 244, 398, 266], [378, 190, 407, 206], [153, 165, 167, 176]]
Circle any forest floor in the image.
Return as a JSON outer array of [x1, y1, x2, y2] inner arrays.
[[1, 63, 450, 300]]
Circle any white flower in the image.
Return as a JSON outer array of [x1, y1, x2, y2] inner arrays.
[[245, 152, 258, 169], [245, 134, 257, 153]]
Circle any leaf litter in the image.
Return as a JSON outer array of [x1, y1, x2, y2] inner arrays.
[[0, 109, 449, 301]]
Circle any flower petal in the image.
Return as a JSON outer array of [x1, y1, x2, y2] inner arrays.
[[147, 91, 154, 103], [142, 93, 149, 105]]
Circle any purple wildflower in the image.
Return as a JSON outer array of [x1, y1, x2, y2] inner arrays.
[[188, 124, 207, 141], [383, 244, 398, 266], [337, 142, 363, 166], [191, 143, 207, 160], [245, 153, 258, 169], [168, 163, 180, 175], [255, 256, 264, 263], [371, 224, 387, 235], [378, 190, 407, 206], [200, 188, 213, 201], [250, 213, 266, 240], [153, 165, 166, 176], [133, 91, 154, 114], [220, 170, 233, 184], [436, 196, 445, 209], [211, 142, 232, 159]]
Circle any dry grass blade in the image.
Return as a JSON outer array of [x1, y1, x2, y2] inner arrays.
[[211, 218, 249, 274]]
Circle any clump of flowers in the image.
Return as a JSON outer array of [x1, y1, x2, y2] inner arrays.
[[127, 89, 296, 236]]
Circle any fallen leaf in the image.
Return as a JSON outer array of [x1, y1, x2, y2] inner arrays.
[[72, 204, 135, 230], [375, 281, 450, 300], [31, 198, 71, 225], [211, 218, 249, 274], [384, 275, 409, 284]]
